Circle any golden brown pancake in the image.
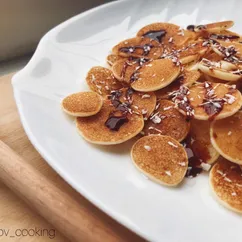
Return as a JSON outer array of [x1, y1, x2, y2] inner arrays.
[[106, 54, 127, 66], [131, 59, 180, 92], [210, 30, 242, 42], [210, 111, 242, 165], [112, 57, 150, 83], [211, 40, 242, 66], [136, 22, 194, 47], [155, 70, 200, 99], [86, 66, 123, 96], [131, 135, 188, 186], [190, 119, 219, 164], [117, 88, 157, 120], [198, 58, 242, 81], [142, 100, 190, 142], [129, 91, 157, 120], [190, 21, 234, 33], [76, 100, 144, 145], [205, 20, 234, 32], [112, 37, 162, 59], [173, 82, 242, 120], [209, 157, 242, 213], [62, 92, 103, 117]]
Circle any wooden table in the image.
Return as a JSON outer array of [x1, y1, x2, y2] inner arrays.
[[0, 73, 145, 242]]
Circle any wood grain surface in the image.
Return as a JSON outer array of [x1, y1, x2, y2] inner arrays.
[[0, 73, 145, 242]]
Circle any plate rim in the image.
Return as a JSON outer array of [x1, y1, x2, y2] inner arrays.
[[11, 0, 151, 240]]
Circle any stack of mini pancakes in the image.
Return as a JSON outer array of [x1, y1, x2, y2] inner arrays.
[[61, 21, 242, 214]]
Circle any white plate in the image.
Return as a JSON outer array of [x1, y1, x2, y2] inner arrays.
[[12, 0, 242, 241]]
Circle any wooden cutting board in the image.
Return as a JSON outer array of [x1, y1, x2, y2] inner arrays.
[[0, 73, 145, 242]]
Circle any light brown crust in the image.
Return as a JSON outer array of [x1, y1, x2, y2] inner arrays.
[[190, 119, 219, 164], [209, 157, 242, 213], [86, 66, 123, 96], [210, 111, 242, 165], [76, 101, 144, 145], [131, 59, 180, 92], [155, 70, 200, 99], [131, 135, 188, 186], [112, 37, 162, 59], [62, 92, 103, 117], [143, 100, 190, 142], [176, 82, 242, 120]]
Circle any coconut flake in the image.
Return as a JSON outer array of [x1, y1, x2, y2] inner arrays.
[[168, 141, 178, 148], [141, 109, 148, 115], [165, 171, 172, 176], [201, 162, 211, 171], [163, 106, 173, 111], [216, 170, 224, 176], [224, 177, 232, 182], [225, 93, 236, 104], [144, 145, 151, 151], [152, 115, 162, 124], [141, 94, 151, 99]]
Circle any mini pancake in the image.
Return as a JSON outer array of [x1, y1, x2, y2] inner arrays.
[[76, 100, 144, 145], [112, 57, 150, 83], [62, 92, 103, 117], [86, 66, 123, 96], [131, 135, 188, 186], [209, 157, 242, 213], [200, 53, 238, 70], [129, 91, 157, 120], [210, 111, 242, 165], [209, 30, 241, 42], [173, 82, 242, 120], [112, 37, 162, 59], [136, 22, 194, 47], [155, 70, 200, 99], [190, 119, 219, 164], [143, 100, 190, 142], [178, 41, 209, 64], [161, 41, 209, 65], [205, 20, 234, 32], [188, 21, 234, 33], [198, 58, 242, 81], [131, 59, 180, 92], [117, 88, 157, 120], [106, 54, 127, 66], [211, 40, 242, 61]]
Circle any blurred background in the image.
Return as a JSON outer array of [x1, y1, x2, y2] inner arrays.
[[0, 0, 113, 72]]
